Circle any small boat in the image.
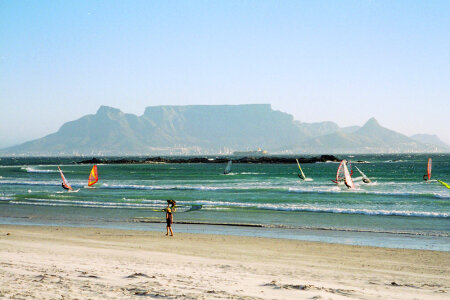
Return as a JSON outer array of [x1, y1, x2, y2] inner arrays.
[[423, 158, 432, 181], [224, 160, 232, 174], [88, 165, 98, 186], [58, 166, 73, 191], [295, 159, 306, 180]]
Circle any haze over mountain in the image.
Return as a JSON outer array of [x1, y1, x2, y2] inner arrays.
[[1, 105, 448, 156], [410, 134, 450, 150], [297, 118, 449, 153]]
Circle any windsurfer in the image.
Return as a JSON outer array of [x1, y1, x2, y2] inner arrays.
[[362, 178, 371, 184], [344, 181, 351, 189], [423, 174, 428, 181], [61, 183, 70, 190]]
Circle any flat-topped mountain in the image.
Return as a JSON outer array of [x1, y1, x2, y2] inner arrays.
[[1, 105, 448, 155]]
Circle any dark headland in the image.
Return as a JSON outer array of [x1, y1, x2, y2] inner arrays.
[[76, 155, 339, 164]]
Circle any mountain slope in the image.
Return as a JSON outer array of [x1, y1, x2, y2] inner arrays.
[[3, 105, 310, 155], [2, 106, 447, 155], [410, 134, 450, 150], [298, 118, 439, 153]]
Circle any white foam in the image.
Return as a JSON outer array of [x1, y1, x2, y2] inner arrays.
[[179, 199, 449, 218], [240, 172, 266, 175], [21, 167, 58, 173]]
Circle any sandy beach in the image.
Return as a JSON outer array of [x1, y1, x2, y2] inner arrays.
[[0, 225, 448, 299]]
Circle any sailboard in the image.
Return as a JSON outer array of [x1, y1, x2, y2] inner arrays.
[[151, 205, 202, 213], [343, 162, 355, 189], [427, 158, 432, 180], [58, 166, 73, 191], [88, 165, 98, 186], [295, 159, 306, 180], [355, 165, 371, 183], [224, 160, 232, 174], [437, 180, 450, 189]]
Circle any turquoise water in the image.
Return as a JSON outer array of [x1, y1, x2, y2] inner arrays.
[[0, 154, 449, 250]]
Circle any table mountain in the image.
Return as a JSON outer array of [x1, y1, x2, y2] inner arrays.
[[1, 105, 447, 155]]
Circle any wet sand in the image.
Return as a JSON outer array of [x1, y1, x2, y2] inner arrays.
[[0, 225, 448, 299]]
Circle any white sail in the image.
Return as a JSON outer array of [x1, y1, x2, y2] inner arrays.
[[343, 163, 355, 189], [224, 160, 232, 174], [335, 160, 346, 183], [355, 166, 371, 183]]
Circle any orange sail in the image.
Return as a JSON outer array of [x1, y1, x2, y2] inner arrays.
[[427, 158, 432, 180], [88, 165, 98, 186]]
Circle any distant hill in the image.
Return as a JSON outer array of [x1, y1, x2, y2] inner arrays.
[[339, 126, 360, 134], [1, 105, 448, 155], [295, 118, 446, 153], [410, 134, 450, 150]]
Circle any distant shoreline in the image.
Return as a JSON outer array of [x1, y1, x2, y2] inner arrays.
[[75, 154, 340, 164]]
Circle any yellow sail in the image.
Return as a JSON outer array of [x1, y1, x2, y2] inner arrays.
[[437, 180, 450, 189], [88, 165, 98, 186], [295, 159, 306, 180]]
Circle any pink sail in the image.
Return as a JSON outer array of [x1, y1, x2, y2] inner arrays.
[[58, 166, 73, 190]]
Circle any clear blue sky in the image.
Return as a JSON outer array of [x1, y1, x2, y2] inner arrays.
[[1, 0, 449, 148]]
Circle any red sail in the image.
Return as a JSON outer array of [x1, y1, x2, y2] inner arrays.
[[88, 165, 98, 186]]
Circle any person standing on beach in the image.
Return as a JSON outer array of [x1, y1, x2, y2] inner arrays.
[[166, 201, 174, 236]]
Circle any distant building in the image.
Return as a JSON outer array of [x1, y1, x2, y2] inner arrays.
[[233, 148, 268, 156]]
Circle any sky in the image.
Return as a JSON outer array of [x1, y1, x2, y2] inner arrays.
[[1, 0, 449, 148]]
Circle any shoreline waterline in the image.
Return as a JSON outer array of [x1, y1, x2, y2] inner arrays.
[[1, 216, 449, 251]]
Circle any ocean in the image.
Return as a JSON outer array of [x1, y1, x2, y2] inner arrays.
[[0, 154, 449, 251]]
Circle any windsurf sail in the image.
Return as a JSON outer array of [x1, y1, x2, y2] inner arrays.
[[437, 180, 450, 189], [224, 160, 232, 174], [355, 165, 371, 183], [347, 160, 353, 176], [296, 159, 306, 180], [427, 158, 432, 180], [57, 166, 73, 190], [343, 162, 355, 189], [334, 159, 354, 184], [334, 160, 346, 183], [88, 165, 98, 186]]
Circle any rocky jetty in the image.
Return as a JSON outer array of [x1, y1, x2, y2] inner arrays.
[[76, 155, 339, 165]]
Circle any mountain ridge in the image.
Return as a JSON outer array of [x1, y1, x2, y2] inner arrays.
[[1, 105, 448, 155]]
